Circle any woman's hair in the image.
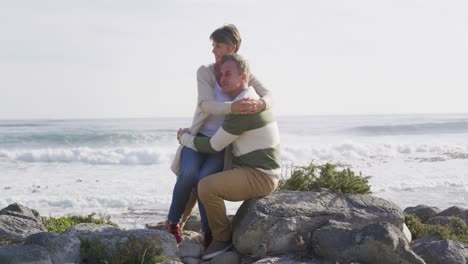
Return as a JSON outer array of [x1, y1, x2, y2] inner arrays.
[[210, 24, 242, 53]]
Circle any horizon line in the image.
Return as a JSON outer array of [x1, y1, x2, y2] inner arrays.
[[1, 112, 468, 122]]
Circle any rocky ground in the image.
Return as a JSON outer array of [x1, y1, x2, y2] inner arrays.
[[1, 190, 467, 264]]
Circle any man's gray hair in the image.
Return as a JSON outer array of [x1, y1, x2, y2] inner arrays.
[[221, 54, 250, 78]]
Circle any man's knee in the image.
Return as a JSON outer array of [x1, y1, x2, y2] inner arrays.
[[198, 176, 217, 201]]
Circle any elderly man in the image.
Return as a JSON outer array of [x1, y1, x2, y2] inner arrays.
[[178, 53, 281, 260]]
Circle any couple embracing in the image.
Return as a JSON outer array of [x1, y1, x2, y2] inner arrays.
[[165, 24, 281, 260]]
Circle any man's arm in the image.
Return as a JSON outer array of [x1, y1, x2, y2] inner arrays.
[[180, 114, 248, 154]]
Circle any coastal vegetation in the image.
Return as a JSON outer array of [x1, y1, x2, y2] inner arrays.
[[279, 161, 371, 195], [405, 213, 468, 244], [43, 213, 117, 233]]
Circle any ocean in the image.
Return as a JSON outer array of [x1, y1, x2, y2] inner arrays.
[[1, 114, 467, 229]]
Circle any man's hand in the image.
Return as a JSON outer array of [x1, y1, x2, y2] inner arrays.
[[177, 128, 190, 144], [231, 98, 266, 114]]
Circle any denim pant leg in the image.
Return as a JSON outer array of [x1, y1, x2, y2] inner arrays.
[[168, 146, 204, 224], [197, 149, 225, 233]]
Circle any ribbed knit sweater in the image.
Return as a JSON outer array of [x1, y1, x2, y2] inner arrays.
[[181, 87, 281, 178]]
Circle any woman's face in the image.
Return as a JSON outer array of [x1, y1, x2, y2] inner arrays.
[[212, 41, 236, 63]]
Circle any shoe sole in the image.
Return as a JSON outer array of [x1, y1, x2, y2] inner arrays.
[[201, 243, 233, 260], [145, 223, 167, 230]]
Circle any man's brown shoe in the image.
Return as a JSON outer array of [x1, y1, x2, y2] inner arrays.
[[202, 240, 232, 260]]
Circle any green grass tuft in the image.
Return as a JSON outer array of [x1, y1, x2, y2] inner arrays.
[[43, 213, 118, 233], [278, 162, 371, 195]]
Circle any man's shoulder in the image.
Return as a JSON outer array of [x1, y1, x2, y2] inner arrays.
[[231, 87, 259, 102], [224, 109, 275, 132]]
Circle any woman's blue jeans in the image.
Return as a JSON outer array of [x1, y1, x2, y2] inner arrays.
[[168, 143, 225, 232]]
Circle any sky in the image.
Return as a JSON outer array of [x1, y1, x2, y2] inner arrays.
[[1, 0, 468, 119]]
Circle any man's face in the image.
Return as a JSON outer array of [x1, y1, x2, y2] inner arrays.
[[219, 60, 244, 96]]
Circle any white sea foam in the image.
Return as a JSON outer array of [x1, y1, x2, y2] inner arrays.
[[1, 115, 467, 229], [0, 147, 176, 165]]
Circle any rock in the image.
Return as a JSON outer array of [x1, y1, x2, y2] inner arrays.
[[211, 250, 242, 264], [119, 229, 180, 260], [404, 205, 440, 223], [24, 232, 80, 264], [403, 222, 412, 241], [250, 254, 334, 263], [233, 190, 404, 258], [0, 203, 43, 225], [65, 224, 179, 262], [182, 230, 204, 244], [179, 231, 204, 258], [435, 206, 468, 224], [411, 234, 441, 245], [0, 215, 47, 245], [184, 214, 202, 232], [312, 221, 425, 264], [426, 216, 465, 226], [412, 239, 468, 264], [183, 256, 201, 264], [0, 244, 52, 264]]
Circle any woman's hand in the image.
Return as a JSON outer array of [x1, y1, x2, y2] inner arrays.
[[231, 98, 266, 115], [177, 128, 190, 144]]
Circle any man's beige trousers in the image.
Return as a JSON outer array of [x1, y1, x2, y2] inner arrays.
[[198, 166, 277, 241]]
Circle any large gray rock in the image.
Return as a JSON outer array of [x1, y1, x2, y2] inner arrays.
[[0, 215, 47, 245], [179, 231, 203, 258], [435, 206, 468, 224], [0, 244, 52, 264], [125, 229, 180, 260], [233, 190, 404, 258], [410, 234, 440, 245], [183, 257, 201, 264], [412, 239, 468, 264], [0, 203, 43, 225], [65, 223, 179, 263], [312, 221, 425, 264], [211, 250, 242, 264], [24, 232, 80, 264], [404, 205, 440, 223]]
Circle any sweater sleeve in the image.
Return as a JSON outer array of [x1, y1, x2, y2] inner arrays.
[[248, 73, 273, 110], [181, 114, 246, 154], [197, 65, 232, 115]]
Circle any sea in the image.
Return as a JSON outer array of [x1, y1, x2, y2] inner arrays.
[[1, 114, 467, 229]]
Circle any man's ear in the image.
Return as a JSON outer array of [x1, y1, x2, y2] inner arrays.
[[241, 73, 248, 82]]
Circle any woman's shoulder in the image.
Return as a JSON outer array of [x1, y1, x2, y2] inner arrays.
[[197, 63, 215, 78], [197, 63, 215, 71]]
